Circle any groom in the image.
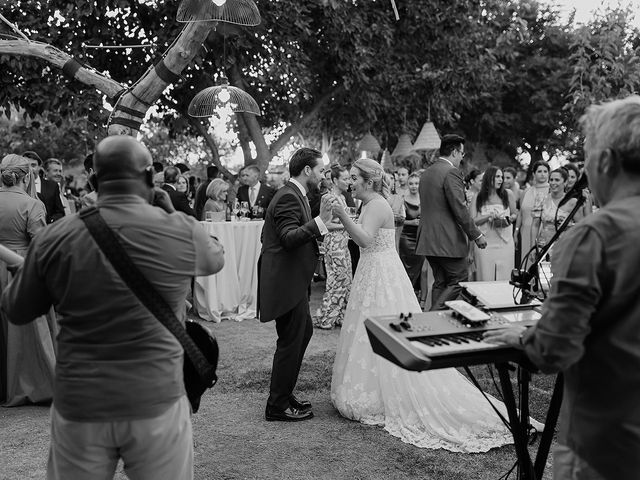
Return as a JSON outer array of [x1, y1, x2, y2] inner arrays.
[[259, 147, 332, 421]]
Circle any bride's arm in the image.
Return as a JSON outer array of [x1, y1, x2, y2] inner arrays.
[[333, 199, 386, 248]]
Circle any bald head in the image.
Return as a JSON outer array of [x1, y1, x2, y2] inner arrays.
[[94, 136, 153, 182]]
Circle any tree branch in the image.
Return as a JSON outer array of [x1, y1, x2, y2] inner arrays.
[[0, 40, 123, 97], [228, 63, 271, 172], [269, 85, 344, 156], [160, 96, 234, 180]]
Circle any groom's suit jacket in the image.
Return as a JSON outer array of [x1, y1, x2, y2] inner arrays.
[[258, 181, 321, 322]]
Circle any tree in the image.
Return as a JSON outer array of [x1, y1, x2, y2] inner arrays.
[[565, 5, 640, 141]]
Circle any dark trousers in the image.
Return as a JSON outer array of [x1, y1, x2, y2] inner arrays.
[[426, 255, 468, 311], [267, 296, 314, 411]]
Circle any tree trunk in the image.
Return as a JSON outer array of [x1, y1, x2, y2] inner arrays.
[[235, 114, 255, 166], [269, 86, 344, 156], [186, 116, 235, 181], [108, 22, 215, 136], [0, 8, 215, 137]]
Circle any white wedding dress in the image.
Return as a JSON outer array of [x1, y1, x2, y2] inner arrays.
[[331, 228, 516, 452]]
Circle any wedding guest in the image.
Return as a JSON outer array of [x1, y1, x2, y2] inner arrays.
[[503, 166, 522, 208], [21, 151, 65, 223], [1, 136, 224, 479], [44, 158, 74, 215], [176, 174, 191, 201], [315, 167, 352, 330], [395, 166, 410, 198], [516, 160, 549, 265], [398, 173, 424, 297], [386, 174, 406, 251], [530, 168, 579, 261], [0, 154, 55, 406], [237, 165, 275, 219], [162, 166, 196, 217], [416, 134, 487, 310], [203, 178, 230, 220], [484, 94, 640, 480], [194, 165, 219, 220], [80, 153, 98, 208], [464, 168, 483, 206], [564, 162, 593, 217], [471, 166, 517, 281]]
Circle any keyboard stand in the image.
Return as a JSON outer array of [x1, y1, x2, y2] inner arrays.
[[495, 363, 563, 480]]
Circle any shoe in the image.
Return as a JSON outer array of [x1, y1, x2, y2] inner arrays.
[[265, 406, 314, 422], [290, 395, 312, 412]]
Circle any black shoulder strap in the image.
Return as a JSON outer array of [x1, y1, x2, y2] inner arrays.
[[78, 207, 216, 386]]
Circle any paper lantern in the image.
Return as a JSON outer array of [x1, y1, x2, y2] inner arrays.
[[412, 121, 441, 151], [380, 149, 393, 170], [391, 133, 413, 159], [357, 132, 381, 154]]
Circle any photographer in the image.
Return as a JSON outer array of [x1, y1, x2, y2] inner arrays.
[[1, 136, 224, 480]]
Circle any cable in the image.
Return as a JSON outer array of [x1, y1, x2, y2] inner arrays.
[[464, 366, 510, 430]]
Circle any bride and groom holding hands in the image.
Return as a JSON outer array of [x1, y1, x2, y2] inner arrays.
[[259, 146, 516, 452]]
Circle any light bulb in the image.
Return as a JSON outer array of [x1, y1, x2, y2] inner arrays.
[[212, 0, 227, 6], [217, 87, 230, 103]]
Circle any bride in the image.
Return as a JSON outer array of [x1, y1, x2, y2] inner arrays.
[[328, 158, 517, 452]]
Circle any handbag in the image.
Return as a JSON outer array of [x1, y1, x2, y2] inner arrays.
[[79, 207, 218, 413]]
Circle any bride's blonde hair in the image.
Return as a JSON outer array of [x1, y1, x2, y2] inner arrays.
[[353, 158, 390, 198]]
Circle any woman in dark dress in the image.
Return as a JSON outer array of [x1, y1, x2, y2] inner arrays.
[[398, 173, 424, 295]]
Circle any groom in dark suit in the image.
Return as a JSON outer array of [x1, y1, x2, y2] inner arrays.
[[416, 134, 487, 310], [259, 147, 332, 422]]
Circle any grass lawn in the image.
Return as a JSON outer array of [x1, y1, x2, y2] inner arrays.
[[0, 282, 557, 480]]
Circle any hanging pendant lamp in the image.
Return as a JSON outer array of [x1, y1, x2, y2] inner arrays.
[[188, 75, 261, 116], [177, 0, 261, 26], [412, 121, 440, 151], [391, 133, 413, 159]]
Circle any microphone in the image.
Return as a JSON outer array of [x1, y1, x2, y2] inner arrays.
[[559, 172, 588, 208]]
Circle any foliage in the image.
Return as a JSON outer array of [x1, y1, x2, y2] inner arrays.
[[1, 0, 639, 169], [566, 6, 640, 137], [0, 108, 102, 162]]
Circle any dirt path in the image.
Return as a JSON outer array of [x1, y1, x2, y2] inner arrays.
[[0, 282, 553, 479]]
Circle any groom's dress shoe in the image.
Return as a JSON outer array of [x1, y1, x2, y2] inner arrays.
[[290, 395, 312, 412], [265, 406, 314, 422]]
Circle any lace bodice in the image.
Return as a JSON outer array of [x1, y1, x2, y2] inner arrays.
[[360, 228, 396, 255]]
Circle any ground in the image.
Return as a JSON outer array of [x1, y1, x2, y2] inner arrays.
[[0, 282, 556, 480]]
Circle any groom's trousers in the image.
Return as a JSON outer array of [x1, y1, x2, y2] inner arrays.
[[267, 296, 314, 411]]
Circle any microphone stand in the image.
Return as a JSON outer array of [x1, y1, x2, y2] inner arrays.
[[513, 193, 587, 304]]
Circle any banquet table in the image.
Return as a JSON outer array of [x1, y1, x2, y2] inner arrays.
[[194, 220, 263, 322]]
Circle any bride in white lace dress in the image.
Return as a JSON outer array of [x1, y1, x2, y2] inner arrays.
[[328, 158, 515, 452]]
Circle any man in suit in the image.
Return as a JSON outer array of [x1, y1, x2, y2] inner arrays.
[[415, 134, 487, 310], [194, 165, 219, 221], [22, 151, 66, 224], [484, 95, 640, 480], [162, 166, 196, 217], [259, 147, 332, 422], [237, 165, 275, 219]]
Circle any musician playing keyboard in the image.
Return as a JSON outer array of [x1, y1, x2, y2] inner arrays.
[[484, 96, 640, 480]]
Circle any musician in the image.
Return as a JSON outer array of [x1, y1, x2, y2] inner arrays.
[[484, 95, 640, 480]]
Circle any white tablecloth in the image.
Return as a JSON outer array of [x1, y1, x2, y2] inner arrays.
[[194, 220, 263, 322]]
